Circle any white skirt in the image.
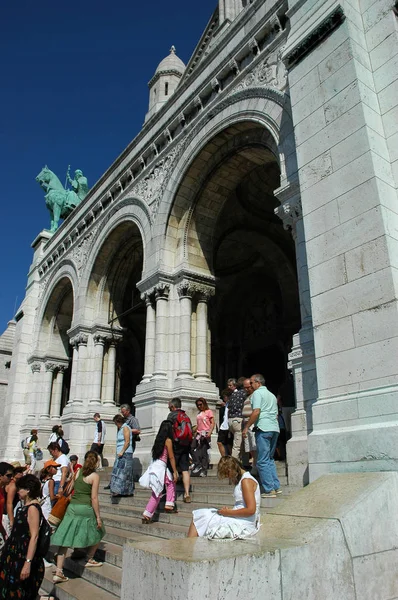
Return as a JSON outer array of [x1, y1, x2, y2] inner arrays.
[[192, 507, 259, 540]]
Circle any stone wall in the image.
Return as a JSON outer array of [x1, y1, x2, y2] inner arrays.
[[121, 472, 398, 600]]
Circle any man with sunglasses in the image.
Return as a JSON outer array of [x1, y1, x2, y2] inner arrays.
[[0, 463, 14, 551]]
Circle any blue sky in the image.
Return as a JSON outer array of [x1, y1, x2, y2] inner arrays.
[[0, 0, 216, 332]]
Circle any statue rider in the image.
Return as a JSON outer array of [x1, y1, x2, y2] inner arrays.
[[67, 169, 89, 202]]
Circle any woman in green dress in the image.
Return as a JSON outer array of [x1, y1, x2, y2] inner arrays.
[[51, 451, 105, 584]]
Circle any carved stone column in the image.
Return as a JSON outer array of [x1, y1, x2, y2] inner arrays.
[[50, 364, 67, 419], [29, 361, 42, 420], [40, 362, 57, 419], [275, 181, 318, 486], [152, 283, 170, 380], [91, 333, 108, 405], [195, 286, 214, 381], [69, 333, 89, 405], [68, 340, 79, 405], [177, 281, 195, 380], [141, 292, 156, 383], [103, 339, 118, 406]]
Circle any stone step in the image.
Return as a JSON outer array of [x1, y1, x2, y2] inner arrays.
[[41, 566, 118, 600], [101, 511, 188, 540], [61, 556, 122, 596]]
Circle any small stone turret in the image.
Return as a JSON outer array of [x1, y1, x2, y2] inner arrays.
[[145, 46, 186, 122]]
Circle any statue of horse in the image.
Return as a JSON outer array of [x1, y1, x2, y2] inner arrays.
[[36, 166, 81, 232]]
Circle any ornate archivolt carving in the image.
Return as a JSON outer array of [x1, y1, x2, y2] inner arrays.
[[69, 225, 100, 272], [131, 141, 184, 218]]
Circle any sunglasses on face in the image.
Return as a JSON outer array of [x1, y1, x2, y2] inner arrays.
[[4, 473, 13, 478]]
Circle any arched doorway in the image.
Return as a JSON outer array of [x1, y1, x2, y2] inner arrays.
[[38, 277, 74, 416], [87, 221, 145, 409]]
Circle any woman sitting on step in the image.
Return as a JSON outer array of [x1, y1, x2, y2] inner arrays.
[[51, 451, 105, 584], [187, 456, 260, 539], [139, 421, 178, 523]]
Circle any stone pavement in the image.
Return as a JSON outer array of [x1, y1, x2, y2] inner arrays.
[[40, 462, 289, 599]]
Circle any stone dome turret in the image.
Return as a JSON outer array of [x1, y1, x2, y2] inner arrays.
[[145, 46, 186, 122], [155, 46, 186, 77]]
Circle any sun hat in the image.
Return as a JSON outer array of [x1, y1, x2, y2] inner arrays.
[[43, 459, 60, 468]]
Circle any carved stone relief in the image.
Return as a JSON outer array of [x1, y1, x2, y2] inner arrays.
[[234, 46, 287, 93]]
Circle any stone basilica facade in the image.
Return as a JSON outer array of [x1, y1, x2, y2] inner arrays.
[[1, 0, 398, 484]]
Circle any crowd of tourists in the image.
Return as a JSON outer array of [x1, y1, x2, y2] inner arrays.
[[0, 373, 284, 598]]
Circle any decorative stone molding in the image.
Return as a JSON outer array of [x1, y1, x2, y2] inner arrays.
[[30, 362, 42, 373], [284, 6, 345, 68], [211, 77, 220, 93], [141, 291, 155, 306], [274, 180, 302, 238], [229, 58, 239, 75], [249, 37, 260, 55]]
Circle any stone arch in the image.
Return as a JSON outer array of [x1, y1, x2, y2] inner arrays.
[[36, 266, 77, 356], [154, 89, 295, 273], [76, 199, 150, 324], [158, 92, 299, 397]]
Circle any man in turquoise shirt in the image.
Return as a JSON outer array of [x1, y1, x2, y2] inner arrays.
[[242, 373, 281, 497]]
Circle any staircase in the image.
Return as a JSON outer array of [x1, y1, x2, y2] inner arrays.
[[41, 462, 290, 599]]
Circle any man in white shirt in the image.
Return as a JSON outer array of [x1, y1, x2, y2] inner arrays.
[[47, 442, 70, 497], [91, 413, 106, 468]]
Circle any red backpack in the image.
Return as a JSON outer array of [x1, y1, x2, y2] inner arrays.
[[173, 410, 193, 445]]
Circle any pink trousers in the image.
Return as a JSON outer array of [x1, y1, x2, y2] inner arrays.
[[143, 474, 176, 518]]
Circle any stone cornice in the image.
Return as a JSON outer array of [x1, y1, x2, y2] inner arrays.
[[284, 6, 345, 68], [148, 69, 183, 87]]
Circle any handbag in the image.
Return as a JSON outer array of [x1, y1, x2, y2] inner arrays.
[[48, 495, 70, 527], [47, 469, 78, 527]]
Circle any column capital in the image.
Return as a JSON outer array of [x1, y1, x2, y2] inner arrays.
[[140, 290, 155, 306], [70, 332, 89, 347], [194, 284, 215, 302], [30, 361, 42, 373], [177, 280, 196, 299], [44, 361, 58, 372], [155, 282, 170, 300]]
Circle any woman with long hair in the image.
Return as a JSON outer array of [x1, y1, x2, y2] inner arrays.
[[187, 456, 260, 539], [191, 398, 214, 477], [140, 420, 178, 523], [51, 451, 105, 584], [109, 414, 134, 498], [39, 464, 57, 521], [0, 474, 45, 599]]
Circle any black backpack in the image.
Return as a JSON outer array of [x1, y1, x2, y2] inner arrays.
[[28, 505, 51, 558], [57, 437, 70, 455]]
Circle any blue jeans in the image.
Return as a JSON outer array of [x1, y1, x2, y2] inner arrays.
[[255, 430, 280, 493]]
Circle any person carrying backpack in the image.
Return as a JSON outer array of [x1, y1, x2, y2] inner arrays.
[[167, 398, 193, 503], [56, 429, 70, 455]]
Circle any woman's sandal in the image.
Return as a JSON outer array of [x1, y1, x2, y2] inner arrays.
[[164, 506, 178, 513], [53, 570, 69, 583], [141, 515, 152, 524], [85, 558, 103, 567]]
